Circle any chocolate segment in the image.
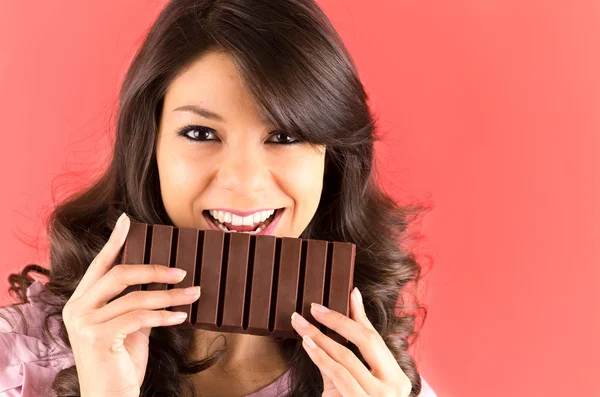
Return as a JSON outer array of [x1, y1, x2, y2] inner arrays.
[[325, 242, 356, 344], [194, 230, 225, 330], [170, 227, 198, 325], [273, 237, 302, 338], [116, 221, 356, 343], [220, 233, 250, 332], [246, 235, 276, 335], [112, 221, 147, 302], [148, 224, 174, 293], [301, 239, 328, 327]]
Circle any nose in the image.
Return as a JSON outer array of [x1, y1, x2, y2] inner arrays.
[[216, 144, 270, 199]]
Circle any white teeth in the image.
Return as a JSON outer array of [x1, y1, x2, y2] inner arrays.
[[207, 209, 277, 235], [232, 214, 243, 226], [216, 221, 229, 232], [260, 210, 269, 221], [242, 215, 254, 226], [207, 208, 278, 228]]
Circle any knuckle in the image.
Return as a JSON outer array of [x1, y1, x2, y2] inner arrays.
[[61, 304, 73, 322], [124, 289, 145, 303], [337, 346, 355, 363], [80, 325, 100, 344], [389, 378, 411, 397], [130, 309, 146, 322], [331, 365, 347, 381], [332, 311, 345, 327], [62, 303, 82, 328], [159, 310, 173, 322], [398, 382, 411, 396], [109, 264, 126, 278], [401, 377, 413, 395], [150, 264, 163, 274], [72, 317, 95, 340], [365, 329, 382, 344]]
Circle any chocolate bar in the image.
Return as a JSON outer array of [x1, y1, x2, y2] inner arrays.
[[111, 221, 356, 344]]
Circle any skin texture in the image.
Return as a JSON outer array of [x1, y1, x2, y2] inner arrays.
[[155, 51, 326, 396]]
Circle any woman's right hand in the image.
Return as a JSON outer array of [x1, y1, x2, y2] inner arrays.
[[62, 213, 201, 397]]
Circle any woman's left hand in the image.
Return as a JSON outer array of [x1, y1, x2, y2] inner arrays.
[[290, 287, 412, 397]]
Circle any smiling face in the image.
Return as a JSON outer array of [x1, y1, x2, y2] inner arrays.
[[155, 51, 326, 238]]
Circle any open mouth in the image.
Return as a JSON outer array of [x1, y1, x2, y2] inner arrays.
[[202, 208, 283, 235]]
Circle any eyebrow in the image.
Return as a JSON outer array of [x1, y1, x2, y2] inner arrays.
[[173, 104, 274, 126], [173, 105, 224, 122]]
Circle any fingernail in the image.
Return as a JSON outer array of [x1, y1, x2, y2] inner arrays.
[[169, 268, 187, 278], [169, 312, 188, 322], [116, 214, 130, 244], [311, 303, 329, 313], [115, 213, 127, 229], [291, 312, 310, 328], [183, 286, 201, 295], [353, 287, 362, 304], [303, 335, 317, 349]]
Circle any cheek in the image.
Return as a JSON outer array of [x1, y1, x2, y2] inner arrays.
[[157, 149, 212, 201], [274, 152, 325, 206]]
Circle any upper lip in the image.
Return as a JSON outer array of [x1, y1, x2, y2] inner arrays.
[[204, 208, 281, 217]]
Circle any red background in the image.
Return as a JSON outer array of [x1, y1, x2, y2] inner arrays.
[[1, 1, 598, 396]]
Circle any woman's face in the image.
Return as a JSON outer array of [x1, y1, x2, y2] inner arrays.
[[156, 51, 326, 238]]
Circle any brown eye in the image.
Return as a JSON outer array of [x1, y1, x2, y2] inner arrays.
[[178, 125, 217, 142], [268, 132, 299, 145]]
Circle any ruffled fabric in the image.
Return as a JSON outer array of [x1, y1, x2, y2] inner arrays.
[[243, 368, 289, 397], [420, 375, 438, 397], [0, 280, 75, 397], [0, 281, 437, 397]]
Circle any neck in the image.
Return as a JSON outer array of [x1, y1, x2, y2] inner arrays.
[[182, 330, 291, 397], [189, 328, 290, 372]]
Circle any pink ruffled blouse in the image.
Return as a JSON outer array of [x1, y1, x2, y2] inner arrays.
[[0, 280, 437, 397]]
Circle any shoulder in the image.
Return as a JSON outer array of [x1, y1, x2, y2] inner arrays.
[[0, 281, 75, 397], [418, 375, 438, 397]]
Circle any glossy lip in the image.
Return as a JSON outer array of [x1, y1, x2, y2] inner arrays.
[[202, 208, 284, 236], [205, 208, 280, 217]]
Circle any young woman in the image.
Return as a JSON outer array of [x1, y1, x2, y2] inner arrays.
[[0, 1, 437, 396]]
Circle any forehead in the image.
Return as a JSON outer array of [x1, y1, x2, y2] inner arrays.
[[163, 51, 263, 122]]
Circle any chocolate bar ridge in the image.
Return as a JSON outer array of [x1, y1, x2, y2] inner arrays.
[[114, 221, 356, 343]]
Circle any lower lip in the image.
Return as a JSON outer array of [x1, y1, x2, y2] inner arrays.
[[202, 209, 284, 236]]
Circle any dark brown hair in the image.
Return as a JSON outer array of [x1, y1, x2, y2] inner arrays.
[[2, 0, 432, 395]]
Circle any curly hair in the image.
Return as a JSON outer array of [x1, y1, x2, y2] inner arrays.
[[2, 0, 432, 396]]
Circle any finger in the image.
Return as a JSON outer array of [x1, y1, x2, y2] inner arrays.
[[79, 264, 190, 310], [291, 312, 382, 396], [350, 287, 399, 379], [301, 334, 369, 397], [92, 309, 189, 353], [350, 288, 377, 332], [71, 213, 130, 301], [310, 297, 399, 384], [87, 286, 201, 325], [319, 368, 341, 397]]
